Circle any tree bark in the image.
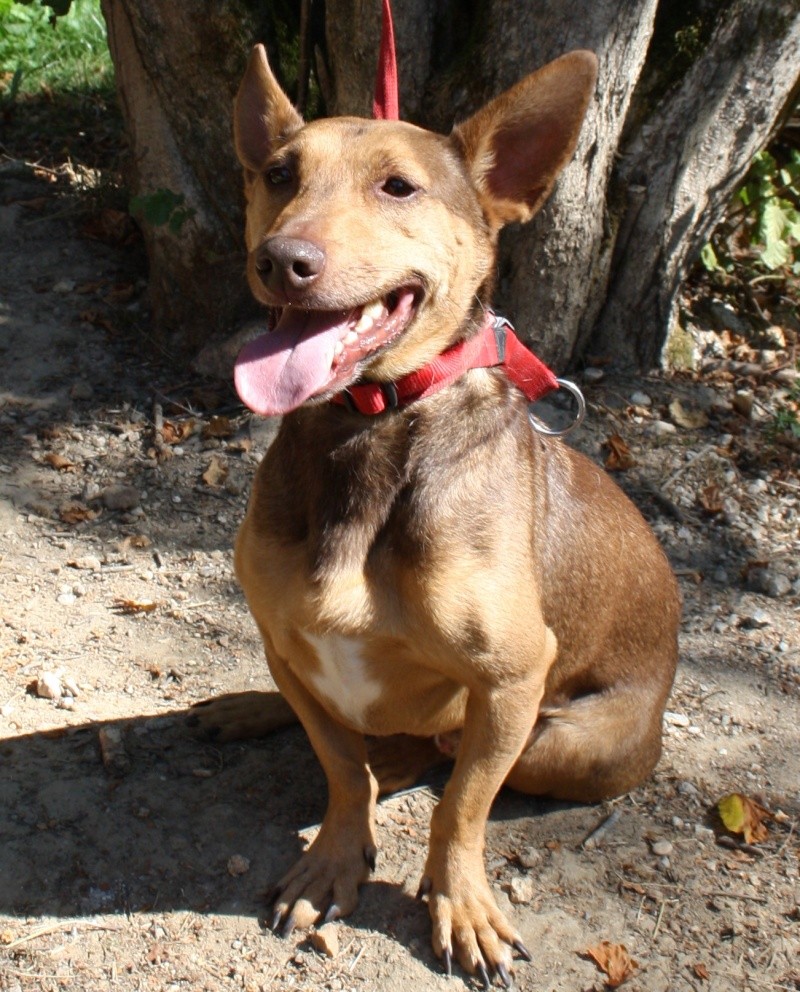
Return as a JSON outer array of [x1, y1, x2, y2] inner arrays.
[[101, 0, 800, 370], [593, 0, 800, 367]]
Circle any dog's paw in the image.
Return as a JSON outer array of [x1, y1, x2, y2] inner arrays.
[[186, 690, 295, 742], [418, 857, 528, 988], [269, 824, 377, 935]]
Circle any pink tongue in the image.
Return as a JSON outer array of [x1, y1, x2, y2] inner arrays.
[[234, 308, 353, 416]]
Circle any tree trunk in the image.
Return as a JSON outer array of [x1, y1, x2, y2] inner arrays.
[[101, 0, 800, 370]]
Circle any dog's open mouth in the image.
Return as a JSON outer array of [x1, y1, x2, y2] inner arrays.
[[234, 288, 418, 416]]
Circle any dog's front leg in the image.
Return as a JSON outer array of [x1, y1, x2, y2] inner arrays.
[[267, 652, 378, 934], [421, 662, 550, 985]]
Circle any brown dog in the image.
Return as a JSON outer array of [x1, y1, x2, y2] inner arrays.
[[192, 44, 679, 986]]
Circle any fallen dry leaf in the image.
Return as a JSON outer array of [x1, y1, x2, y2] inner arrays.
[[202, 454, 228, 488], [718, 792, 771, 844], [119, 534, 152, 551], [161, 419, 195, 445], [603, 434, 636, 472], [43, 452, 76, 472], [78, 309, 116, 333], [105, 282, 135, 305], [113, 598, 158, 614], [669, 398, 709, 430], [226, 437, 252, 453], [202, 415, 235, 439], [81, 208, 138, 247], [698, 483, 723, 515], [584, 941, 638, 988], [693, 962, 710, 981], [59, 502, 99, 524], [75, 280, 106, 295]]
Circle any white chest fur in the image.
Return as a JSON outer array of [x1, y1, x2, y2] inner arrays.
[[301, 631, 383, 730]]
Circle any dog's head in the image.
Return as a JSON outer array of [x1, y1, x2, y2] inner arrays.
[[233, 45, 596, 417]]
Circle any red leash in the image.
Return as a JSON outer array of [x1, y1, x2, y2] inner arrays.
[[373, 0, 399, 120]]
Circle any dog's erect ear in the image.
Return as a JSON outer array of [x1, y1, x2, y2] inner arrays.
[[452, 51, 597, 227], [235, 44, 304, 171]]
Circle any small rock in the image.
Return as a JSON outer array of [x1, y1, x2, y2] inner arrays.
[[101, 485, 140, 511], [227, 854, 251, 876], [664, 711, 690, 727], [747, 567, 791, 599], [53, 278, 76, 294], [706, 301, 748, 335], [651, 839, 673, 857], [310, 923, 339, 958], [630, 391, 652, 407], [740, 608, 770, 629], [71, 555, 102, 571], [763, 325, 786, 349], [57, 592, 76, 606], [518, 847, 543, 869], [98, 725, 131, 777], [56, 696, 75, 710], [582, 367, 605, 383], [722, 496, 741, 523], [759, 349, 777, 366], [82, 481, 101, 502], [647, 420, 677, 437], [732, 389, 754, 418], [507, 876, 535, 904], [677, 780, 700, 799], [774, 367, 799, 386], [35, 671, 63, 699]]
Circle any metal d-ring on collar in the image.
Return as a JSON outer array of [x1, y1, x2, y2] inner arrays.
[[528, 378, 586, 438]]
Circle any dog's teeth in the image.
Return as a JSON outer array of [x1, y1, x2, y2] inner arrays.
[[353, 314, 375, 334], [333, 341, 344, 357], [343, 331, 359, 346], [362, 300, 385, 320]]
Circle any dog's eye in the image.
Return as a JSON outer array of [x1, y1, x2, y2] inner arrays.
[[266, 165, 293, 186], [382, 176, 417, 198]]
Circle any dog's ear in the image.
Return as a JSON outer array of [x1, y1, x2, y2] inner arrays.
[[452, 51, 597, 227], [235, 44, 304, 171]]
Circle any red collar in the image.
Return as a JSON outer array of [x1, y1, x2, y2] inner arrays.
[[331, 312, 558, 415]]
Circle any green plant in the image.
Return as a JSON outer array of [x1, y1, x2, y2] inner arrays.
[[129, 189, 196, 235], [769, 369, 800, 442], [0, 0, 111, 99], [702, 148, 800, 276]]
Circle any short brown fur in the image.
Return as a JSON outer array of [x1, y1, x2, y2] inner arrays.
[[192, 44, 679, 982]]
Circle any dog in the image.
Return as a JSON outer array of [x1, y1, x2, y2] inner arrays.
[[191, 43, 680, 986]]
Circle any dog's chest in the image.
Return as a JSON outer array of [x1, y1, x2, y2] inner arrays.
[[300, 630, 384, 730]]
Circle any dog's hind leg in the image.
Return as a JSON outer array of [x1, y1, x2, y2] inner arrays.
[[187, 690, 298, 742], [504, 683, 669, 803], [366, 734, 450, 795]]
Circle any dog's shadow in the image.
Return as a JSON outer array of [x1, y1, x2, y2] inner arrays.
[[0, 709, 589, 970]]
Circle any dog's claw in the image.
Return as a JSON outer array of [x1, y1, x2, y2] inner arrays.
[[416, 877, 432, 900], [270, 908, 283, 933], [442, 947, 453, 977], [364, 845, 377, 872], [323, 902, 341, 924], [497, 962, 513, 988], [512, 939, 532, 962], [280, 911, 297, 938], [478, 962, 491, 990]]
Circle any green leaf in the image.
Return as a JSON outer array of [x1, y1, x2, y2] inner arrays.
[[700, 242, 720, 272]]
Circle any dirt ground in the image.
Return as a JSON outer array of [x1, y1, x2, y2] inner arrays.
[[0, 161, 798, 992]]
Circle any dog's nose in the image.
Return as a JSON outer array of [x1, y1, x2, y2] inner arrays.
[[255, 236, 326, 294]]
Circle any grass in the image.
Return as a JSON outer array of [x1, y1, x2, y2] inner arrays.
[[0, 0, 113, 99]]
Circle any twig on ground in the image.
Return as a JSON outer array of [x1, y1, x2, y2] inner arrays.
[[582, 808, 622, 849]]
